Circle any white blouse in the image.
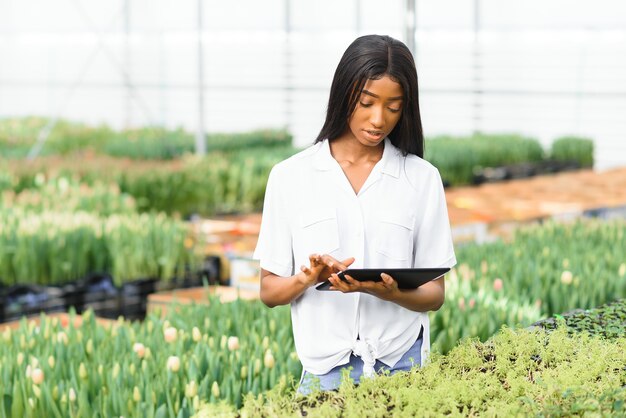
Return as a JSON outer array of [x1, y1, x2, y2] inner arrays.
[[253, 138, 457, 375]]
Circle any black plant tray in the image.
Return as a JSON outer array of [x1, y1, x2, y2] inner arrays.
[[119, 278, 159, 320], [472, 159, 581, 185], [2, 284, 66, 323], [70, 273, 121, 319]]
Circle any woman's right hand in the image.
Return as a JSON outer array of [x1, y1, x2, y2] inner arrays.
[[260, 254, 356, 307], [298, 254, 355, 287]]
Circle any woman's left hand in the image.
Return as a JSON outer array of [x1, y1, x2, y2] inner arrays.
[[328, 272, 400, 301]]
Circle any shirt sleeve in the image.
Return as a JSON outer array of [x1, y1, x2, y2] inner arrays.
[[253, 166, 294, 277], [413, 168, 457, 269]]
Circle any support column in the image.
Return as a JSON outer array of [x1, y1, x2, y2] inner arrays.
[[405, 0, 416, 57], [195, 0, 206, 155], [472, 0, 482, 135]]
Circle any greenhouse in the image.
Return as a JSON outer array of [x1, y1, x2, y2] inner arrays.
[[1, 1, 625, 417]]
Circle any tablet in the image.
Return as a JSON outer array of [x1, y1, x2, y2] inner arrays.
[[315, 267, 450, 291]]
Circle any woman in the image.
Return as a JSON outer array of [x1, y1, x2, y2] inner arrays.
[[253, 34, 456, 394]]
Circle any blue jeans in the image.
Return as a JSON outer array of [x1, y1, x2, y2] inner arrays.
[[297, 331, 423, 395]]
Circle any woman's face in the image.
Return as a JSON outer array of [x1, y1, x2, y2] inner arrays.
[[346, 75, 404, 148]]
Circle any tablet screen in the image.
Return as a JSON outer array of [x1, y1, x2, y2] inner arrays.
[[315, 267, 450, 291]]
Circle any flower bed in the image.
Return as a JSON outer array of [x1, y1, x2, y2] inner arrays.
[[0, 209, 199, 287], [1, 288, 624, 416], [0, 297, 297, 416], [0, 167, 216, 321], [1, 149, 296, 217], [0, 205, 205, 321], [0, 116, 292, 159], [433, 218, 626, 353], [1, 176, 137, 216], [1, 117, 595, 216], [1, 212, 624, 414], [195, 299, 626, 417], [531, 298, 626, 339]]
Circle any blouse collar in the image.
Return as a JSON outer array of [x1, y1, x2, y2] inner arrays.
[[312, 137, 401, 178]]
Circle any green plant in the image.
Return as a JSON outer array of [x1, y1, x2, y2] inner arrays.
[[0, 170, 16, 192], [1, 176, 136, 216], [0, 296, 298, 416], [105, 127, 292, 160], [104, 127, 195, 159], [0, 116, 115, 157], [195, 325, 626, 417], [551, 136, 594, 167], [0, 209, 200, 286], [430, 277, 542, 354], [431, 218, 626, 353], [533, 298, 626, 338], [1, 147, 298, 217], [0, 116, 293, 160], [425, 133, 545, 185]]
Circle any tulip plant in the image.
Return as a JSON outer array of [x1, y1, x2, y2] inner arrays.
[[0, 116, 292, 160], [431, 218, 626, 353], [0, 214, 623, 413], [1, 176, 136, 216], [0, 295, 298, 416], [0, 208, 200, 286], [0, 146, 297, 218]]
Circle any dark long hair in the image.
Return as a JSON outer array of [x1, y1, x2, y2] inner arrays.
[[315, 34, 424, 157]]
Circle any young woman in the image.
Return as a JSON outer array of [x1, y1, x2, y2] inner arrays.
[[253, 34, 456, 394]]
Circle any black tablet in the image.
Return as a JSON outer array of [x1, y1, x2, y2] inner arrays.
[[315, 267, 450, 291]]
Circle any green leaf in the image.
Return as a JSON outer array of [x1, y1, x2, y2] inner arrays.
[[154, 404, 168, 418]]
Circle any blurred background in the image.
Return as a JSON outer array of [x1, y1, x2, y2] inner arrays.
[[1, 0, 625, 168]]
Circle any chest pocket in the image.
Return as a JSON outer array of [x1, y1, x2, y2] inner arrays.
[[376, 214, 414, 262], [299, 207, 340, 255]]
